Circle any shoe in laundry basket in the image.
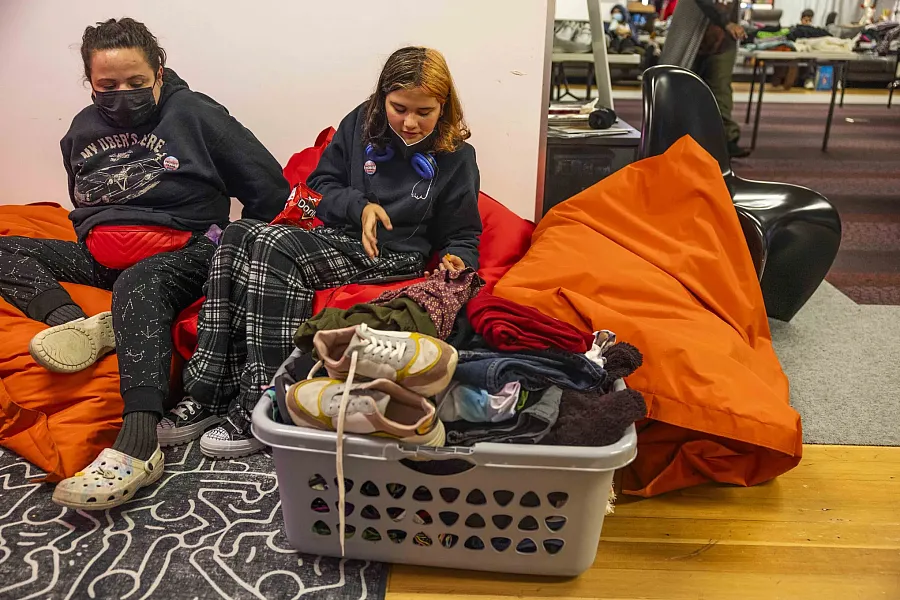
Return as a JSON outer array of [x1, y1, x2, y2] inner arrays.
[[287, 374, 446, 555], [312, 323, 457, 397], [287, 377, 445, 447]]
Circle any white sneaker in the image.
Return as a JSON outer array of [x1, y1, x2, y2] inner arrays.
[[313, 324, 457, 398], [572, 22, 593, 46], [29, 311, 115, 373], [199, 418, 265, 459]]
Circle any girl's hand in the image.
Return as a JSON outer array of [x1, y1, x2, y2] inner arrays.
[[361, 203, 392, 258], [425, 254, 466, 277]]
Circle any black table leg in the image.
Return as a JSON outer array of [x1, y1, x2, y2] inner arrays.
[[890, 53, 899, 108], [823, 62, 842, 152], [746, 58, 758, 124], [751, 60, 766, 151], [840, 61, 847, 108]]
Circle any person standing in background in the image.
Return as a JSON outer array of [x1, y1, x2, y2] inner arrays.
[[693, 0, 750, 158], [659, 0, 750, 157]]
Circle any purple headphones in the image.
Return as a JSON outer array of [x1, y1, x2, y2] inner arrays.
[[365, 143, 437, 180]]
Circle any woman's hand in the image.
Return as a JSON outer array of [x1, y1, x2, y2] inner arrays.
[[425, 254, 466, 277], [361, 203, 392, 258]]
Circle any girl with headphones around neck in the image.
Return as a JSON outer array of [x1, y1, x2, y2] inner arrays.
[[169, 47, 483, 459]]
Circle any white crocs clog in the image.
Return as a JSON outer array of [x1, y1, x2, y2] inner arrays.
[[30, 311, 116, 373], [51, 446, 164, 510]]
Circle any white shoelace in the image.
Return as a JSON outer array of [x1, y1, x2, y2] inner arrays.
[[334, 351, 358, 555], [307, 328, 408, 555], [308, 352, 360, 556], [170, 399, 197, 421], [359, 336, 407, 362]]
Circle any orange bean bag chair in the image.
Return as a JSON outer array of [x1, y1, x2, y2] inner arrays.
[[493, 136, 802, 497], [0, 204, 123, 481]]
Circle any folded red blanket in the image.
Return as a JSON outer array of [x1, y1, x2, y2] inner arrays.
[[466, 292, 594, 353]]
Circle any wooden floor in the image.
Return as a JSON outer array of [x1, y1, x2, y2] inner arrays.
[[386, 446, 900, 600]]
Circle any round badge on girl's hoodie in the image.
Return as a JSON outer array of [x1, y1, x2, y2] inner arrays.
[[163, 156, 180, 171], [364, 160, 376, 175]]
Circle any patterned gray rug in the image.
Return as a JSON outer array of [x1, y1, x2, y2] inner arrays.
[[0, 443, 388, 600]]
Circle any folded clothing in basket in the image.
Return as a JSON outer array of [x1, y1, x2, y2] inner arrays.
[[444, 386, 562, 446], [544, 388, 647, 447], [454, 347, 609, 394], [466, 291, 595, 353]]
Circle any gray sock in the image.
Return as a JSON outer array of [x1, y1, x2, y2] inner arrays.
[[45, 304, 87, 327], [112, 411, 159, 461]]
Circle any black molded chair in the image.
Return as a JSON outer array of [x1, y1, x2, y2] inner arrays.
[[638, 65, 842, 321]]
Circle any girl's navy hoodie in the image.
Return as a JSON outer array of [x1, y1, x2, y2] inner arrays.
[[308, 103, 482, 269]]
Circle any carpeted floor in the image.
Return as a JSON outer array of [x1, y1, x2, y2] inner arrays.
[[769, 282, 900, 446], [614, 99, 900, 306], [0, 443, 388, 600]]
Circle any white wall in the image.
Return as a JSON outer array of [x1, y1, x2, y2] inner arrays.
[[0, 0, 553, 220], [556, 0, 620, 20]]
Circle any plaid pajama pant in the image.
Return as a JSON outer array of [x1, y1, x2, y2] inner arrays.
[[182, 219, 424, 430]]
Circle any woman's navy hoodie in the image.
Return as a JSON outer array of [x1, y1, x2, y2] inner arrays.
[[61, 68, 289, 240]]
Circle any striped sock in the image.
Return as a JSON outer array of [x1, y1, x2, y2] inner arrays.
[[45, 304, 87, 327]]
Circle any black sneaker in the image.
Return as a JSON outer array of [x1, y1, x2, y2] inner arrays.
[[156, 397, 222, 447], [199, 417, 265, 459], [728, 140, 751, 159]]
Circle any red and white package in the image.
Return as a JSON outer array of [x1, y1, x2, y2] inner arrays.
[[270, 182, 323, 230]]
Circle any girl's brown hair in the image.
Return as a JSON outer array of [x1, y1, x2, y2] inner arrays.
[[363, 47, 470, 154]]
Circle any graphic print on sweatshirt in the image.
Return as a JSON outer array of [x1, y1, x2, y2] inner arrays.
[[74, 132, 175, 206]]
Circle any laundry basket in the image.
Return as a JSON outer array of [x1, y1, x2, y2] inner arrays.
[[251, 380, 637, 577]]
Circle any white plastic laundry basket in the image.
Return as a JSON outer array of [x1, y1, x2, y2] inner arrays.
[[251, 380, 637, 577]]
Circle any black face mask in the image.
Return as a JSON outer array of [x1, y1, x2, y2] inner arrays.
[[92, 85, 158, 128]]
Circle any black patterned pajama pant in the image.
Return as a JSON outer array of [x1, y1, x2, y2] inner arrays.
[[183, 220, 424, 430], [0, 235, 215, 417]]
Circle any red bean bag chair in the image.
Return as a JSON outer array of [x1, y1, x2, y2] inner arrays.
[[171, 128, 533, 360]]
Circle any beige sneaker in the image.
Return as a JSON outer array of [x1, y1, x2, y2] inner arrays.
[[312, 324, 457, 397], [29, 311, 115, 373], [287, 377, 445, 446]]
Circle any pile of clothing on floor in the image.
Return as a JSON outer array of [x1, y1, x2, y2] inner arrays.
[[267, 268, 647, 451]]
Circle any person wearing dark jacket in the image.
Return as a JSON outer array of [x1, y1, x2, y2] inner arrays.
[[693, 0, 750, 158], [177, 46, 482, 459], [608, 4, 640, 54], [0, 18, 289, 510]]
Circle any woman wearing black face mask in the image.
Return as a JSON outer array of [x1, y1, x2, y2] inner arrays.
[[173, 47, 482, 459], [0, 18, 289, 509]]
